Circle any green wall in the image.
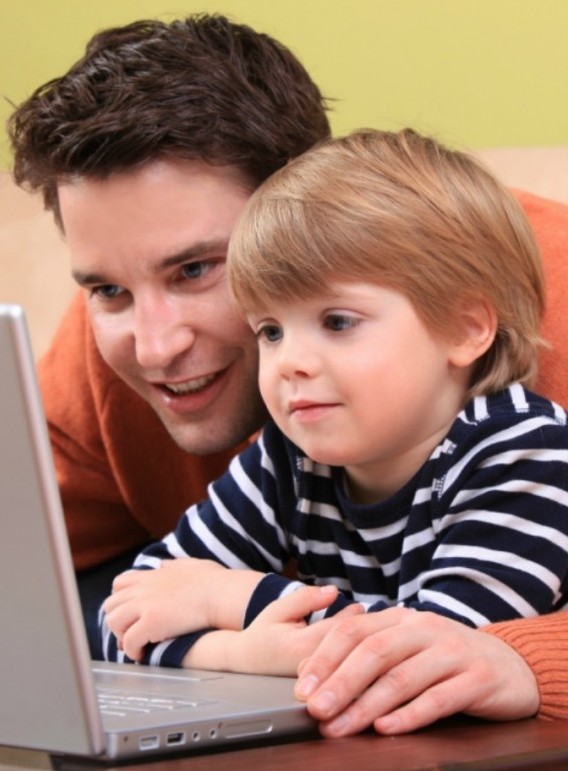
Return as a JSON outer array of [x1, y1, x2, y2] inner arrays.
[[1, 0, 567, 169]]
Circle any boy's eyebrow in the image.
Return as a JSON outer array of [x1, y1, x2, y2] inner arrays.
[[72, 239, 230, 286]]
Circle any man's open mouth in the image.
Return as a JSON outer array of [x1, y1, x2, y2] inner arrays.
[[162, 372, 218, 396]]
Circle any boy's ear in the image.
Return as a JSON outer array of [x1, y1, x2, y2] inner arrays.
[[448, 297, 498, 369]]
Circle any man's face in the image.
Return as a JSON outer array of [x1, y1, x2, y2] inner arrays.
[[58, 159, 267, 454]]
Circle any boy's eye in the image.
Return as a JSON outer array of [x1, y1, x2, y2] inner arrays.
[[256, 323, 283, 343], [324, 314, 358, 331]]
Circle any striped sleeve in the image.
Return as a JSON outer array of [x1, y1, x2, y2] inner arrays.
[[100, 423, 298, 665]]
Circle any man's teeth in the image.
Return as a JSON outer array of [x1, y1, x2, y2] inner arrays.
[[164, 374, 216, 395]]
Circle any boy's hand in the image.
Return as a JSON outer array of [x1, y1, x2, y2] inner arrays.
[[102, 559, 263, 661], [182, 585, 364, 674]]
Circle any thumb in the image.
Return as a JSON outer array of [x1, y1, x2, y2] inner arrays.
[[260, 584, 339, 623]]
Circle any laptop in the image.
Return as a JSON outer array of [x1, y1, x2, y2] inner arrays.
[[0, 304, 315, 763]]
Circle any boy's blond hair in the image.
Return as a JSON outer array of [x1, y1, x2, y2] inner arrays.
[[228, 128, 545, 397]]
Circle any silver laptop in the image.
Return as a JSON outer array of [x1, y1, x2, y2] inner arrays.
[[0, 304, 315, 762]]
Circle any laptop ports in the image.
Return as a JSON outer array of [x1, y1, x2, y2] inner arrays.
[[166, 731, 185, 746], [138, 735, 159, 751]]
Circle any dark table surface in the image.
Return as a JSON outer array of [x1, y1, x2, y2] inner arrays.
[[2, 715, 568, 771]]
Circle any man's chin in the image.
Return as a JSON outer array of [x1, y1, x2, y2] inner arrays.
[[160, 410, 266, 456], [162, 422, 233, 456]]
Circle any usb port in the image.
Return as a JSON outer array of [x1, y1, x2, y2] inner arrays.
[[139, 735, 159, 751], [166, 731, 185, 746]]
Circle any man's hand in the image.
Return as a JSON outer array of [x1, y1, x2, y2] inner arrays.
[[102, 559, 263, 661], [294, 608, 540, 737]]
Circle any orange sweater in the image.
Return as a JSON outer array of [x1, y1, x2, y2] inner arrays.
[[38, 190, 568, 718]]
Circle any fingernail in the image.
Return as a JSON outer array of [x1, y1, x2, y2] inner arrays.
[[325, 713, 351, 736], [320, 584, 337, 595], [296, 673, 319, 699], [311, 689, 336, 715], [375, 715, 400, 734]]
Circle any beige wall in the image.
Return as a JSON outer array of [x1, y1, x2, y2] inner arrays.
[[2, 146, 568, 359], [0, 174, 75, 358]]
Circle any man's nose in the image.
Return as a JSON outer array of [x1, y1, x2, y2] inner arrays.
[[133, 298, 195, 370]]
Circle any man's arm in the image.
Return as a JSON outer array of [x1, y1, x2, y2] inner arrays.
[[485, 612, 568, 720]]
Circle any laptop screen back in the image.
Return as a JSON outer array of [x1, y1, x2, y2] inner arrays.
[[0, 306, 104, 755]]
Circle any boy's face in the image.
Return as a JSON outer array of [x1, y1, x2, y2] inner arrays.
[[58, 158, 267, 455], [248, 281, 472, 502]]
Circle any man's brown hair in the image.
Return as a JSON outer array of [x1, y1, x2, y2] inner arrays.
[[8, 14, 330, 228]]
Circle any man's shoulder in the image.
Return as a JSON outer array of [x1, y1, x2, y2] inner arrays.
[[511, 190, 568, 408], [513, 189, 568, 244]]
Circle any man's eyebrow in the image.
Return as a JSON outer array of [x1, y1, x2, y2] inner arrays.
[[72, 239, 230, 286], [159, 240, 229, 269], [72, 270, 106, 286]]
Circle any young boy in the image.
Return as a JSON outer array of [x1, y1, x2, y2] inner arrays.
[[102, 129, 568, 678]]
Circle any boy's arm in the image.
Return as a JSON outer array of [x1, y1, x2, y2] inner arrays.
[[99, 426, 295, 665], [180, 585, 362, 674], [103, 559, 265, 661]]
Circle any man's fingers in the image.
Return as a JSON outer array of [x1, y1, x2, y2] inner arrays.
[[315, 645, 462, 736], [296, 609, 414, 701], [372, 676, 470, 735]]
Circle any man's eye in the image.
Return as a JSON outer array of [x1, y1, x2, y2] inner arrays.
[[324, 314, 358, 331], [256, 324, 283, 343], [91, 284, 124, 300], [181, 261, 213, 280]]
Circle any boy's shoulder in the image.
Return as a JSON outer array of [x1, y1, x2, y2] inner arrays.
[[460, 383, 567, 428], [431, 383, 568, 500], [438, 383, 567, 470]]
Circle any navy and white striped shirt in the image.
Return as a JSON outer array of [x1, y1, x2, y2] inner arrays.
[[101, 384, 568, 666]]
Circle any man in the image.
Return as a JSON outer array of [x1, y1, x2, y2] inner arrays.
[[8, 14, 330, 654], [8, 12, 568, 734]]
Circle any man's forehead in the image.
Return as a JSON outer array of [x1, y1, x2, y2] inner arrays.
[[57, 158, 253, 246], [57, 157, 253, 201], [59, 158, 253, 284]]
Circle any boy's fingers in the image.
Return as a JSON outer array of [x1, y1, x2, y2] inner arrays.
[[260, 585, 339, 623]]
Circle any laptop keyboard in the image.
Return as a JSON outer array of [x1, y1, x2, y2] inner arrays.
[[98, 688, 210, 717]]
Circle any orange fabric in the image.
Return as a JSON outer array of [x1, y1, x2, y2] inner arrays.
[[484, 614, 568, 720], [515, 190, 568, 408]]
